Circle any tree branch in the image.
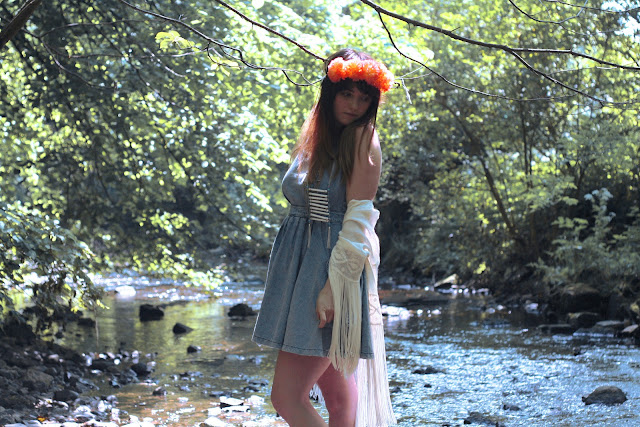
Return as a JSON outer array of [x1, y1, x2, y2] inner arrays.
[[362, 0, 639, 105], [211, 0, 324, 61], [0, 0, 41, 49], [539, 0, 640, 14], [360, 0, 640, 71], [376, 11, 576, 102], [507, 0, 585, 25], [116, 0, 320, 86]]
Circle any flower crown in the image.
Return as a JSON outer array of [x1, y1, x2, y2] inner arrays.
[[327, 57, 394, 93]]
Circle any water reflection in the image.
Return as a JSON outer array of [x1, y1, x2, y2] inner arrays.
[[58, 282, 640, 427]]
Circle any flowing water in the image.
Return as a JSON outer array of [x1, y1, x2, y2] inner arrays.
[[57, 273, 640, 427]]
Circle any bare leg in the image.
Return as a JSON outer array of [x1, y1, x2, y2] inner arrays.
[[317, 362, 357, 427], [271, 351, 330, 427]]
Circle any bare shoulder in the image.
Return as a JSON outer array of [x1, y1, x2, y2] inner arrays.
[[348, 125, 382, 201], [354, 124, 382, 166]]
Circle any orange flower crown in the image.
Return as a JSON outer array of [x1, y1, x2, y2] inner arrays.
[[327, 57, 394, 93]]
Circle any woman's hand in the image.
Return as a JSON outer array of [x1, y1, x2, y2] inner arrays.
[[316, 279, 334, 328]]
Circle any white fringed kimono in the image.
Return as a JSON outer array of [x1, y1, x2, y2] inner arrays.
[[327, 199, 396, 427]]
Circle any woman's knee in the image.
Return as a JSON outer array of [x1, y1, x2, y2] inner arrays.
[[271, 383, 309, 416], [324, 390, 354, 417], [270, 385, 288, 414], [318, 372, 357, 419]]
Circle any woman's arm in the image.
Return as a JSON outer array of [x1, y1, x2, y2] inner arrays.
[[317, 125, 381, 328], [346, 124, 381, 202]]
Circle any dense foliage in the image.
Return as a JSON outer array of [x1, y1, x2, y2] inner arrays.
[[375, 0, 640, 299], [1, 0, 639, 326]]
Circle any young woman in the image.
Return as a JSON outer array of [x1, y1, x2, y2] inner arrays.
[[252, 48, 396, 427]]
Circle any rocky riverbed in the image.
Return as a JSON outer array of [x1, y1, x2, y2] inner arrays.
[[0, 308, 278, 426], [2, 271, 640, 426], [0, 315, 119, 426]]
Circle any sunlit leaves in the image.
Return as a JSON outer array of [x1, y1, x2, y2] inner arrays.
[[0, 201, 102, 330], [2, 0, 639, 310], [370, 0, 640, 289], [155, 31, 192, 51]]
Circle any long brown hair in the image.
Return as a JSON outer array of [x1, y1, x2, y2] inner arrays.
[[292, 48, 382, 183]]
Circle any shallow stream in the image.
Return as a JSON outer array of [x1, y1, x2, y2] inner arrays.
[[57, 274, 640, 427]]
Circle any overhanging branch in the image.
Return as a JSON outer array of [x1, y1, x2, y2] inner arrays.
[[0, 0, 42, 49], [360, 0, 640, 71], [211, 0, 324, 61], [362, 0, 639, 105], [117, 0, 320, 86]]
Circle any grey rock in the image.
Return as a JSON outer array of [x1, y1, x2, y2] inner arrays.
[[90, 359, 115, 372], [139, 304, 164, 321], [553, 284, 602, 313], [53, 388, 80, 402], [130, 362, 152, 376], [173, 322, 193, 334], [502, 403, 521, 411], [582, 386, 627, 405], [152, 386, 167, 396], [243, 384, 260, 392], [201, 417, 228, 427], [621, 324, 639, 337], [23, 368, 54, 392], [248, 378, 268, 388], [0, 368, 20, 380], [220, 396, 244, 408], [463, 411, 505, 426], [413, 366, 444, 374], [0, 391, 37, 409], [567, 312, 600, 329], [228, 303, 256, 318], [0, 412, 19, 425], [594, 320, 626, 331], [4, 352, 37, 369], [538, 324, 575, 334]]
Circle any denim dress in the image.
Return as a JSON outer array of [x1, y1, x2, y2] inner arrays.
[[252, 157, 373, 358]]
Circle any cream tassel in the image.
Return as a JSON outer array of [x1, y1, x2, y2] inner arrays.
[[355, 292, 397, 426], [309, 383, 325, 405], [328, 257, 362, 376], [327, 200, 396, 425]]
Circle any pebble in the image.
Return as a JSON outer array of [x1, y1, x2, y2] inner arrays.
[[200, 417, 230, 427], [208, 407, 222, 416], [220, 396, 244, 407], [248, 395, 265, 405], [222, 405, 250, 413]]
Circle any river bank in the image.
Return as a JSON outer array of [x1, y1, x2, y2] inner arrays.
[[0, 320, 120, 426]]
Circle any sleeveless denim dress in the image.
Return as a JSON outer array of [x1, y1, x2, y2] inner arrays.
[[252, 157, 373, 358]]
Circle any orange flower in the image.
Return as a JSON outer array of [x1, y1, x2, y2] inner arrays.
[[345, 60, 360, 79], [327, 57, 394, 93], [327, 57, 346, 82]]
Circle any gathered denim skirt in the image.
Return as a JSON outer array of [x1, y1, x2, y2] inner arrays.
[[252, 205, 373, 358]]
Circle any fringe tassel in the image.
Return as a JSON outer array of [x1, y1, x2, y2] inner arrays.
[[327, 200, 396, 425], [328, 268, 362, 376], [309, 383, 325, 405], [354, 293, 397, 426]]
